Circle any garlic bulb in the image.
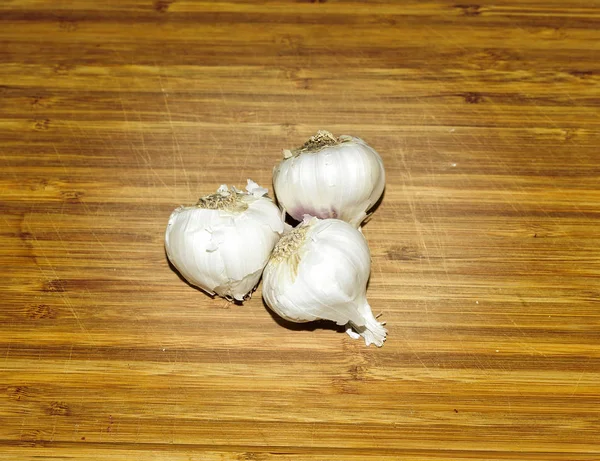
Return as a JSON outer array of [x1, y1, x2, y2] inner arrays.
[[262, 217, 387, 347], [165, 180, 284, 301], [273, 131, 385, 228]]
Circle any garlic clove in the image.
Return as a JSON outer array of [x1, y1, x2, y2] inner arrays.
[[262, 217, 387, 346], [165, 181, 284, 302], [273, 131, 385, 228], [165, 207, 225, 295]]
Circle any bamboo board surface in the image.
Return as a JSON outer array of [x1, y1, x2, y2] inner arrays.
[[1, 1, 599, 460]]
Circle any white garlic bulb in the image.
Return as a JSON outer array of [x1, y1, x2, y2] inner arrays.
[[262, 217, 387, 347], [273, 131, 385, 228], [165, 180, 284, 301]]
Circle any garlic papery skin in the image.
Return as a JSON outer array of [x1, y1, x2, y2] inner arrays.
[[165, 180, 284, 302], [262, 217, 387, 347], [273, 131, 385, 228]]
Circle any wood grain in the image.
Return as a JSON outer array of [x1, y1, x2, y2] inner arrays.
[[1, 1, 599, 459]]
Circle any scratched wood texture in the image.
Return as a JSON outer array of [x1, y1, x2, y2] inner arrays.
[[1, 0, 599, 460]]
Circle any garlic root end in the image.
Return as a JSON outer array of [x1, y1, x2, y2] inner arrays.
[[346, 308, 387, 347]]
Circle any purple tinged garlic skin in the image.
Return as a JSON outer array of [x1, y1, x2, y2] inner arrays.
[[273, 131, 385, 228]]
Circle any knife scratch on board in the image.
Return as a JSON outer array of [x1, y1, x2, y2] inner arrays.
[[159, 72, 191, 197], [24, 220, 95, 344]]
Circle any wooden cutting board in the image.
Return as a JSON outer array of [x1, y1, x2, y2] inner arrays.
[[1, 1, 599, 460]]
